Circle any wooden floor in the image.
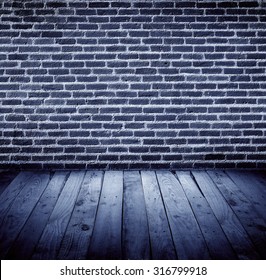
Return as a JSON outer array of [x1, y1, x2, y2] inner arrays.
[[0, 170, 265, 260]]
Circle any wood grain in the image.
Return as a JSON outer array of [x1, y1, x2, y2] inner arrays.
[[208, 170, 266, 259], [226, 170, 266, 221], [32, 171, 85, 259], [123, 171, 150, 260], [57, 171, 103, 260], [0, 172, 34, 227], [0, 171, 18, 197], [192, 171, 260, 260], [157, 171, 210, 260], [88, 171, 123, 260], [0, 170, 265, 260], [141, 171, 176, 259], [0, 172, 50, 258], [176, 171, 237, 260], [6, 171, 69, 259]]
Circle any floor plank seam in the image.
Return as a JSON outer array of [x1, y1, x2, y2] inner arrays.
[[155, 171, 178, 259], [0, 170, 265, 260]]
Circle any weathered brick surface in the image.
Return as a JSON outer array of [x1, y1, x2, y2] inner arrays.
[[0, 1, 266, 169]]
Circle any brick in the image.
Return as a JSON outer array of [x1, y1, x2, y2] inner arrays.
[[135, 68, 157, 75], [118, 9, 138, 15], [112, 2, 131, 8], [240, 2, 259, 8], [89, 2, 109, 8], [23, 2, 43, 8], [46, 2, 66, 8], [24, 16, 46, 23], [0, 1, 264, 170], [110, 16, 130, 22]]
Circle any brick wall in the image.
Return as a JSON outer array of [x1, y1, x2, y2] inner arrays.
[[0, 0, 265, 170]]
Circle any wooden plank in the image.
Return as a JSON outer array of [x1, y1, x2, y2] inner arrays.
[[244, 171, 266, 193], [122, 171, 150, 260], [208, 170, 266, 259], [0, 172, 51, 258], [226, 170, 266, 221], [0, 171, 34, 227], [0, 171, 18, 197], [32, 171, 85, 260], [57, 171, 103, 260], [256, 171, 266, 182], [229, 170, 266, 197], [141, 171, 176, 259], [176, 171, 237, 260], [157, 171, 210, 260], [6, 171, 69, 259], [192, 171, 260, 260], [87, 171, 123, 260]]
